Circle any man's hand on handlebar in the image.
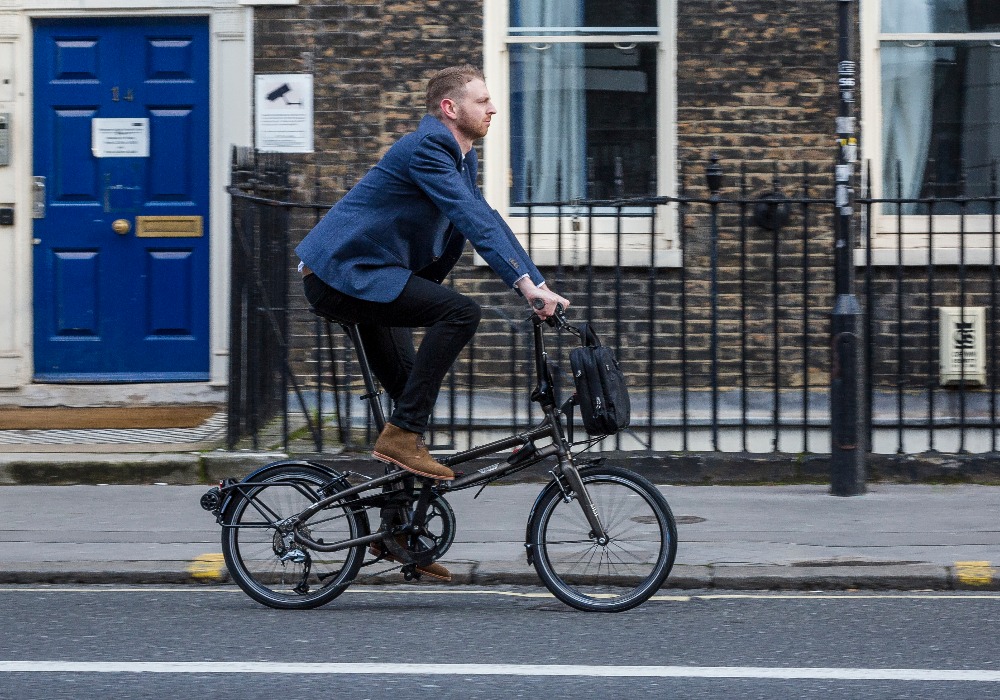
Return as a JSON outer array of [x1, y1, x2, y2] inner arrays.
[[531, 298, 569, 329], [516, 278, 570, 320]]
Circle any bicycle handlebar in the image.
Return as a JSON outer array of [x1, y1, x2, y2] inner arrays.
[[531, 299, 569, 330]]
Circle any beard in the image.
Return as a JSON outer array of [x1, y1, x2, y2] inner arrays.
[[455, 106, 490, 141]]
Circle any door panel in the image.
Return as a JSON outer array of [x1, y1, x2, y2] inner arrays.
[[53, 251, 100, 335], [33, 18, 210, 381], [53, 109, 100, 200], [147, 250, 194, 335], [53, 38, 101, 80], [148, 108, 195, 199]]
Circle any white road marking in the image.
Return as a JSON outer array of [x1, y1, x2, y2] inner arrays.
[[685, 593, 1000, 601], [3, 587, 1000, 602], [0, 662, 998, 681]]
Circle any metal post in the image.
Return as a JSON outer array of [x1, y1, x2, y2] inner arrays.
[[830, 0, 866, 495], [706, 155, 723, 451]]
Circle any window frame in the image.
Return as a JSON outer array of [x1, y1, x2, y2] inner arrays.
[[482, 0, 679, 267], [860, 0, 1000, 265]]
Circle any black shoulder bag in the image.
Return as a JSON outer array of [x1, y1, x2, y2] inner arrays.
[[569, 323, 631, 436]]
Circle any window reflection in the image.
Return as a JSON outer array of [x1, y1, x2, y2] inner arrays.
[[510, 0, 656, 29], [882, 41, 1000, 214], [510, 44, 657, 202], [882, 0, 1000, 34]]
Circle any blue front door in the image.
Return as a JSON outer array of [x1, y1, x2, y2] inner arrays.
[[32, 18, 210, 381]]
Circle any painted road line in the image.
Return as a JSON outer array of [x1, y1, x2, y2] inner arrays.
[[4, 587, 1000, 602], [956, 561, 996, 586], [0, 662, 999, 681], [690, 593, 1000, 601]]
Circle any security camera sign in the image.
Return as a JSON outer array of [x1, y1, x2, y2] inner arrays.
[[255, 74, 314, 153]]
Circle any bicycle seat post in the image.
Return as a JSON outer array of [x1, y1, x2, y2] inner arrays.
[[308, 306, 388, 436], [339, 322, 387, 434]]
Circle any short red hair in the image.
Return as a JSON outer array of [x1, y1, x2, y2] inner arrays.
[[426, 65, 485, 117]]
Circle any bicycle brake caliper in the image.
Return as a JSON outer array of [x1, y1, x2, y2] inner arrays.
[[549, 470, 574, 504]]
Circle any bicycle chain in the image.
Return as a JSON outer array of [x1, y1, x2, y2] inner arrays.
[[349, 553, 426, 584]]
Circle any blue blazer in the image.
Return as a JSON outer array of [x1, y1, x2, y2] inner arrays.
[[295, 115, 544, 303]]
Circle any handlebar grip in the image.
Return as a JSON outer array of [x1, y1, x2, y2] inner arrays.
[[531, 299, 565, 315], [531, 299, 567, 329]]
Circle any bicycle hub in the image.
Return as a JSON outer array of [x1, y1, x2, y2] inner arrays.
[[200, 487, 221, 512]]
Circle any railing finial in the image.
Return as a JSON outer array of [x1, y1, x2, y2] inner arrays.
[[706, 153, 723, 195]]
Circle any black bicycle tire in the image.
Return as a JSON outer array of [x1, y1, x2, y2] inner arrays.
[[528, 465, 677, 612], [221, 463, 367, 610]]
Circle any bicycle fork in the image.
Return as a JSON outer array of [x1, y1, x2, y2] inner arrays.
[[553, 458, 609, 545]]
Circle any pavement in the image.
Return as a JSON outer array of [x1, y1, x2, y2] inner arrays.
[[0, 452, 998, 592]]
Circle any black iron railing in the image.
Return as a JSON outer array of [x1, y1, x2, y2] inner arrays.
[[226, 151, 1000, 456], [860, 162, 1000, 454]]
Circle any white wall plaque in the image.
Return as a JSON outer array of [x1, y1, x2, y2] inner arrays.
[[91, 118, 150, 158], [255, 73, 313, 153]]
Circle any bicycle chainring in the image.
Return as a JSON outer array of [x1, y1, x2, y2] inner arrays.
[[379, 492, 456, 565]]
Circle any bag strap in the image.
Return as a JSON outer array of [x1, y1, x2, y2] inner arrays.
[[579, 322, 602, 348]]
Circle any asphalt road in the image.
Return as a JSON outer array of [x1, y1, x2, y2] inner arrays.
[[1, 585, 999, 699]]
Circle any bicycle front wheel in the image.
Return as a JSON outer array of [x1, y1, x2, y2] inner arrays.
[[221, 464, 368, 610], [528, 466, 677, 612]]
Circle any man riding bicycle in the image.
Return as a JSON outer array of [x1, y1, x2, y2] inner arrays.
[[296, 66, 568, 487]]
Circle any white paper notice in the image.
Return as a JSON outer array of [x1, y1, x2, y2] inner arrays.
[[92, 118, 150, 158], [255, 74, 314, 154]]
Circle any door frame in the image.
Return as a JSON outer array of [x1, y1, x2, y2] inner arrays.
[[0, 1, 263, 389]]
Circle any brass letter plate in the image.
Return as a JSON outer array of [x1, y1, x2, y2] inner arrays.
[[135, 215, 203, 238]]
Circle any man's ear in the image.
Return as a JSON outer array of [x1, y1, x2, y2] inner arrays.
[[439, 98, 458, 121]]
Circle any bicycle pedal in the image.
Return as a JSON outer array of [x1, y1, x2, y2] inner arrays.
[[401, 565, 421, 582]]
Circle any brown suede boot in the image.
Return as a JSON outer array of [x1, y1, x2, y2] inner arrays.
[[373, 423, 454, 480], [368, 539, 452, 582]]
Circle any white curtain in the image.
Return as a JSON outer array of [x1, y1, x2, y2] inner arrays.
[[516, 0, 586, 201], [881, 0, 935, 211]]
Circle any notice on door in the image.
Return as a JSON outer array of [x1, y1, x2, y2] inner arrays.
[[92, 118, 150, 158], [255, 74, 314, 153]]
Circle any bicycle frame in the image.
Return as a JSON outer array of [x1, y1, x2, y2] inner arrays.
[[223, 312, 611, 556]]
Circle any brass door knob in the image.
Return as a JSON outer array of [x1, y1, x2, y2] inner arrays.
[[112, 219, 131, 235]]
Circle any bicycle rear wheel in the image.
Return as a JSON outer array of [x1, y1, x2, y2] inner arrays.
[[527, 465, 677, 612], [221, 463, 368, 610]]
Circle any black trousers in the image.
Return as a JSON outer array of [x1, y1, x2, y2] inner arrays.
[[303, 273, 481, 434]]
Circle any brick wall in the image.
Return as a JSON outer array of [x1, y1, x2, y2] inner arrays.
[[677, 0, 840, 172], [674, 0, 844, 391], [252, 0, 846, 192], [253, 0, 485, 197], [245, 2, 987, 403]]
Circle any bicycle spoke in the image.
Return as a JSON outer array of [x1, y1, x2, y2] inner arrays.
[[221, 465, 368, 610], [529, 466, 677, 612]]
